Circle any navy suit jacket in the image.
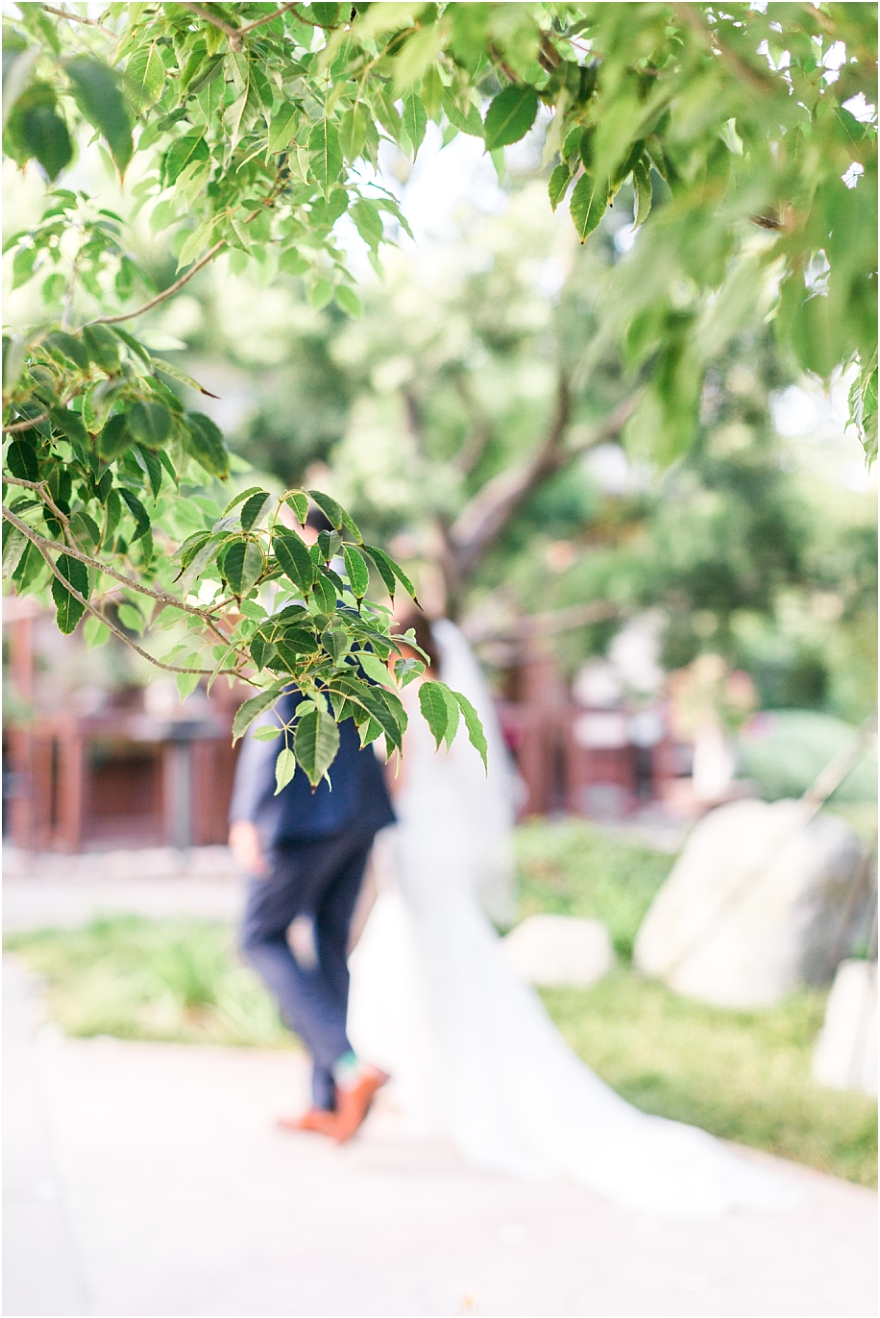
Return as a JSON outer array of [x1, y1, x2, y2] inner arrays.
[[229, 692, 395, 849]]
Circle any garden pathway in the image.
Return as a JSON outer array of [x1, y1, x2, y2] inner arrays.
[[4, 951, 877, 1318]]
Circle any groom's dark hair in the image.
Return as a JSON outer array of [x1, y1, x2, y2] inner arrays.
[[397, 606, 440, 677]]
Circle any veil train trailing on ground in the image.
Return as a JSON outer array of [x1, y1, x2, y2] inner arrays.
[[348, 620, 799, 1220]]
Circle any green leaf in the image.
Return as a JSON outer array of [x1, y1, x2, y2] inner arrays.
[[50, 407, 88, 446], [357, 649, 395, 689], [438, 681, 460, 749], [127, 399, 172, 448], [83, 613, 110, 649], [232, 679, 289, 742], [45, 331, 90, 370], [66, 57, 132, 174], [308, 118, 343, 199], [184, 412, 229, 478], [548, 162, 570, 212], [125, 42, 164, 113], [10, 84, 73, 181], [350, 198, 384, 252], [339, 102, 367, 162], [118, 487, 150, 542], [117, 601, 145, 633], [2, 527, 28, 579], [82, 324, 120, 373], [294, 705, 341, 786], [402, 92, 427, 157], [273, 530, 315, 591], [240, 491, 273, 530], [453, 689, 487, 770], [442, 90, 484, 139], [394, 656, 424, 687], [273, 746, 297, 794], [224, 485, 266, 515], [363, 544, 417, 602], [177, 671, 201, 700], [307, 489, 361, 540], [252, 723, 281, 741], [268, 101, 298, 154], [284, 491, 308, 525], [343, 544, 369, 601], [152, 356, 219, 398], [135, 444, 163, 498], [224, 538, 263, 596], [164, 130, 209, 185], [418, 680, 449, 750], [335, 284, 363, 318], [51, 551, 88, 634], [570, 171, 607, 243], [97, 412, 132, 461], [312, 570, 338, 613], [6, 438, 39, 483], [483, 85, 539, 152], [633, 159, 652, 228]]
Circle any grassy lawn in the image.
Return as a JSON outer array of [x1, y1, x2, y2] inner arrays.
[[542, 972, 877, 1188], [5, 917, 294, 1050], [5, 815, 877, 1188], [514, 816, 674, 957]]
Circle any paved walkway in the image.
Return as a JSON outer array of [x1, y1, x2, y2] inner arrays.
[[4, 954, 877, 1318]]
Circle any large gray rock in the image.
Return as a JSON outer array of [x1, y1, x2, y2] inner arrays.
[[634, 799, 865, 1008], [502, 914, 615, 987], [812, 960, 877, 1096]]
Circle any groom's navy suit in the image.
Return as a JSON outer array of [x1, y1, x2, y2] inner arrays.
[[230, 693, 394, 1110]]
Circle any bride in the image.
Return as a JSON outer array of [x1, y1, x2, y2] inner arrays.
[[347, 614, 798, 1220]]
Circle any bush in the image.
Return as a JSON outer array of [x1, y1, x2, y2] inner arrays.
[[514, 817, 673, 959]]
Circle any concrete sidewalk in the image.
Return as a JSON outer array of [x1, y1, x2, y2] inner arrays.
[[3, 959, 877, 1318]]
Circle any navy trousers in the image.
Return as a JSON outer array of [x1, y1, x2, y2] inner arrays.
[[240, 830, 375, 1110]]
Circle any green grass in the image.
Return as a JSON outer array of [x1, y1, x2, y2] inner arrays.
[[4, 916, 294, 1049], [514, 817, 673, 958], [5, 816, 877, 1189], [541, 971, 877, 1188]]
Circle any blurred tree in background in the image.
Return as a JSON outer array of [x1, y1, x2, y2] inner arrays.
[[3, 1, 876, 751]]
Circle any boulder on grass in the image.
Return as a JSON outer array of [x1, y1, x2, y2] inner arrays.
[[633, 799, 865, 1008], [502, 914, 615, 987], [812, 960, 877, 1096]]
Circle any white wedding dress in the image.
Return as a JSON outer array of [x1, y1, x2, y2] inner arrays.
[[348, 621, 798, 1219]]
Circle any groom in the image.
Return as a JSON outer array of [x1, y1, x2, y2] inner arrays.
[[228, 689, 394, 1141]]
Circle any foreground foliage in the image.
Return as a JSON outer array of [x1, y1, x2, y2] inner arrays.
[[8, 908, 875, 1185], [2, 4, 877, 783]]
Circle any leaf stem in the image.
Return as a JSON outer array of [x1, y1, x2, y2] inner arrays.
[[85, 240, 227, 327]]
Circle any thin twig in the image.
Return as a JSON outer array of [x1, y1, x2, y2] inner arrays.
[[86, 240, 226, 327], [672, 3, 777, 95], [3, 412, 50, 435], [2, 503, 231, 645], [179, 2, 241, 41], [4, 510, 229, 678], [3, 476, 75, 549], [40, 4, 115, 34]]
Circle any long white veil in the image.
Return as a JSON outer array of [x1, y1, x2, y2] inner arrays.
[[430, 619, 518, 927]]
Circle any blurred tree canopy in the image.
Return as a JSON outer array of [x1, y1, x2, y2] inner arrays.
[[2, 1, 877, 763]]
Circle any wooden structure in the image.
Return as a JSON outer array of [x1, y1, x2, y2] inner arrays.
[[4, 601, 238, 853]]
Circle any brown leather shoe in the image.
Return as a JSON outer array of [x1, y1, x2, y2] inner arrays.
[[327, 1066, 389, 1144], [277, 1107, 337, 1136]]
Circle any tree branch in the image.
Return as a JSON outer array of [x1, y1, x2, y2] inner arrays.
[[672, 4, 778, 95], [3, 509, 230, 679], [449, 373, 572, 578], [1, 502, 231, 646], [3, 412, 50, 435], [447, 387, 639, 593], [86, 240, 226, 327], [40, 4, 115, 33]]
